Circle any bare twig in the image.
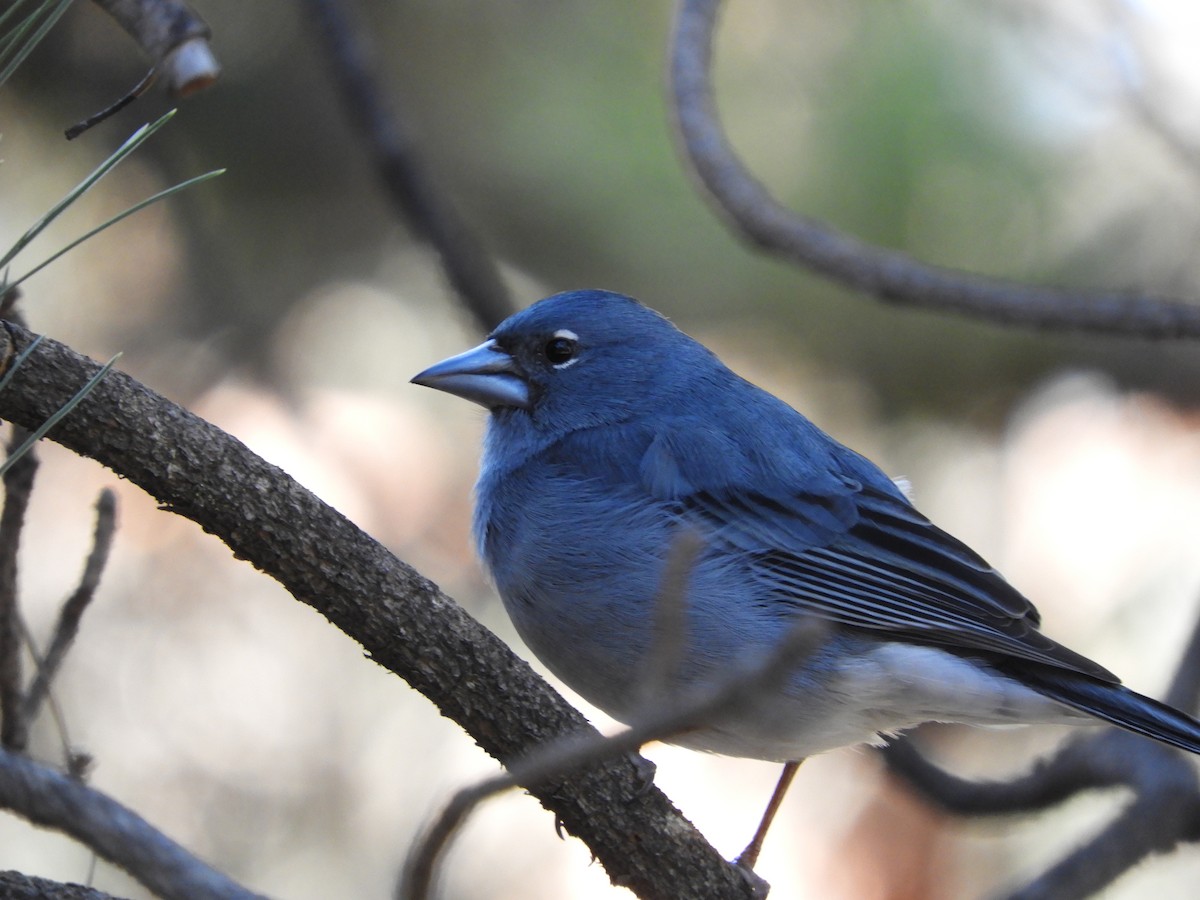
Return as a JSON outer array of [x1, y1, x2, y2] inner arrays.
[[65, 68, 158, 140], [299, 0, 514, 334], [21, 489, 117, 731], [0, 747, 265, 900], [0, 427, 37, 751], [401, 618, 827, 900], [669, 0, 1200, 339], [89, 0, 219, 96], [0, 322, 759, 900]]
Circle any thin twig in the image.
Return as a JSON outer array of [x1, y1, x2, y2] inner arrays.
[[299, 0, 514, 334], [21, 489, 117, 731], [401, 618, 827, 900], [0, 746, 265, 900], [668, 0, 1200, 339], [66, 67, 158, 140], [0, 426, 37, 751]]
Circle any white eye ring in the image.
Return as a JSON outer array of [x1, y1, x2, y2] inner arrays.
[[547, 329, 580, 369]]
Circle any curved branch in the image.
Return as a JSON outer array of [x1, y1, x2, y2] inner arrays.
[[0, 748, 263, 900], [879, 735, 1122, 817], [669, 0, 1200, 339], [1002, 730, 1200, 900], [883, 727, 1200, 899], [0, 323, 755, 900]]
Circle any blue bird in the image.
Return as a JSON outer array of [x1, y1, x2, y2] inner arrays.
[[413, 289, 1200, 866]]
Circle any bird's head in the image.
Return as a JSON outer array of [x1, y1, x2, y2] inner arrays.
[[412, 290, 718, 435]]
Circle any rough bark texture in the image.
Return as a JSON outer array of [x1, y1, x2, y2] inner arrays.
[[0, 869, 126, 900], [0, 322, 755, 899]]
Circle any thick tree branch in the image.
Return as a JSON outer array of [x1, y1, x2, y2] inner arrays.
[[0, 869, 127, 900], [0, 322, 755, 900], [669, 0, 1200, 338], [405, 618, 827, 900]]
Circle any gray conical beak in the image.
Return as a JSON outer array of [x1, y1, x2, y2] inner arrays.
[[411, 340, 531, 410]]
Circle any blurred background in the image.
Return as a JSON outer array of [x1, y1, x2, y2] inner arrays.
[[2, 0, 1200, 897]]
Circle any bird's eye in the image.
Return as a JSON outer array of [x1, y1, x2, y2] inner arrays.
[[544, 336, 577, 366]]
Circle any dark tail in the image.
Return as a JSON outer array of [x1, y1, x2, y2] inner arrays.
[[1015, 665, 1200, 754]]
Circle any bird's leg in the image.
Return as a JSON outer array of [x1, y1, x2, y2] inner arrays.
[[735, 760, 803, 870]]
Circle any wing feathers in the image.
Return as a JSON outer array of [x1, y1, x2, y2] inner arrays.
[[684, 486, 1116, 682]]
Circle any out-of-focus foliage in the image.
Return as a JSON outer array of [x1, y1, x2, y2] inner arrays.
[[3, 2, 1200, 898], [8, 0, 1200, 411]]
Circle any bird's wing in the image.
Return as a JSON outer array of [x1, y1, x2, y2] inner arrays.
[[680, 484, 1116, 681]]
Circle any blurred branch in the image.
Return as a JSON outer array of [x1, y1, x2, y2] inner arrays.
[[1005, 741, 1200, 900], [0, 869, 127, 900], [21, 489, 117, 735], [300, 0, 514, 334], [90, 0, 219, 97], [0, 321, 756, 900], [403, 618, 827, 900], [0, 427, 37, 751], [0, 746, 265, 900], [880, 733, 1123, 817], [882, 605, 1200, 898], [885, 733, 1200, 899], [669, 0, 1200, 339]]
